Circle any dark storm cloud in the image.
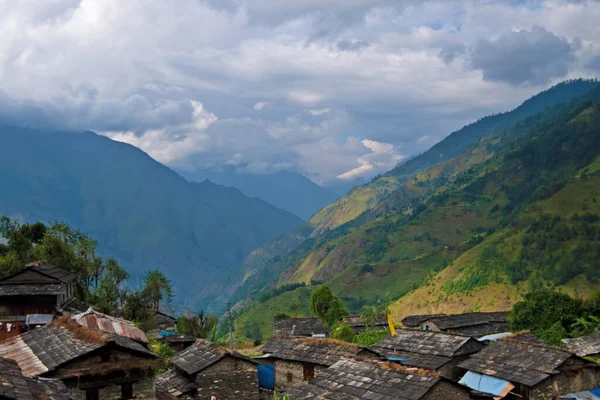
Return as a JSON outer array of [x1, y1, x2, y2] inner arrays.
[[470, 26, 577, 85]]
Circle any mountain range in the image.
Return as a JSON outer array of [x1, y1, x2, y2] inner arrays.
[[0, 126, 302, 306]]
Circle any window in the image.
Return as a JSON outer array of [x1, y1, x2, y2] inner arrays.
[[303, 364, 315, 381], [287, 372, 293, 383], [121, 383, 133, 400], [86, 388, 99, 400]]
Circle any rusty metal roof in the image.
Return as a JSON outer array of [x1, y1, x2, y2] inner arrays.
[[0, 357, 68, 400], [72, 308, 149, 343]]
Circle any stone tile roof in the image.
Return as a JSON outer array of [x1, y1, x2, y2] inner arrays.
[[458, 340, 575, 387], [401, 314, 446, 327], [0, 284, 65, 296], [425, 312, 509, 331], [156, 368, 197, 398], [0, 357, 68, 400], [57, 298, 91, 315], [340, 315, 389, 333], [273, 318, 330, 337], [72, 308, 149, 343], [160, 333, 197, 344], [171, 340, 257, 376], [24, 263, 77, 283], [563, 331, 600, 357], [285, 358, 444, 400], [0, 323, 156, 377], [447, 322, 511, 338], [262, 337, 375, 367], [371, 330, 483, 363]]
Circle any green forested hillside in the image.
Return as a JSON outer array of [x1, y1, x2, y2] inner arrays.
[[231, 82, 600, 342], [0, 126, 302, 307]]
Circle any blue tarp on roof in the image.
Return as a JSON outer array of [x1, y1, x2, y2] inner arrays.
[[459, 371, 512, 397], [561, 389, 600, 399]]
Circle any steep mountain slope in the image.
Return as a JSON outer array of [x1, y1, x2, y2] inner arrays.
[[179, 169, 339, 220], [231, 84, 600, 342], [0, 125, 302, 305], [308, 80, 600, 237]]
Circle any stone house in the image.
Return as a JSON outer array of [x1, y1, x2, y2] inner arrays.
[[273, 317, 330, 337], [340, 314, 389, 334], [0, 317, 160, 400], [369, 329, 485, 381], [158, 333, 197, 353], [458, 338, 600, 399], [401, 312, 510, 338], [0, 356, 69, 400], [261, 336, 380, 389], [156, 340, 261, 400], [0, 263, 76, 340], [563, 331, 600, 359], [284, 358, 472, 400]]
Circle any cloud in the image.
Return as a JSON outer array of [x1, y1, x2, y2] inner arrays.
[[254, 101, 267, 110], [0, 0, 598, 185], [470, 26, 577, 85]]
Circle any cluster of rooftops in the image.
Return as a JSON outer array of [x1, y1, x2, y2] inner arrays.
[[2, 263, 600, 399]]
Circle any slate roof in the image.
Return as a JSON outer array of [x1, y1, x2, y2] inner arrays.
[[262, 337, 376, 367], [0, 284, 65, 296], [0, 357, 68, 400], [340, 315, 389, 333], [458, 340, 575, 387], [57, 298, 91, 315], [426, 312, 509, 331], [160, 333, 197, 344], [402, 314, 446, 327], [24, 263, 77, 283], [0, 324, 156, 377], [563, 331, 600, 357], [72, 308, 149, 343], [273, 318, 330, 337], [171, 340, 257, 376], [285, 358, 446, 400], [156, 368, 197, 398]]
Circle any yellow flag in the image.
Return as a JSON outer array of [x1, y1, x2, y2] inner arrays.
[[387, 314, 395, 336]]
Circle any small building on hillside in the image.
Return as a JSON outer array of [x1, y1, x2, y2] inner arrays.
[[369, 329, 485, 381], [401, 311, 510, 338], [146, 309, 177, 331], [0, 357, 69, 400], [563, 331, 600, 359], [273, 317, 330, 337], [261, 336, 380, 389], [156, 340, 260, 400], [0, 262, 76, 340], [283, 358, 472, 400], [340, 314, 389, 334], [0, 317, 160, 400], [458, 339, 600, 399], [158, 333, 197, 352]]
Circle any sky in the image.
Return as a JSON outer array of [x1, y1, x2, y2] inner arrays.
[[0, 0, 599, 186]]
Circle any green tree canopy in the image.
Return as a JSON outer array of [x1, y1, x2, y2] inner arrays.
[[142, 269, 174, 310], [310, 286, 348, 327]]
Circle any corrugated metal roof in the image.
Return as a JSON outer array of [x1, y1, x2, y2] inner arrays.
[[0, 336, 49, 377], [72, 309, 148, 343]]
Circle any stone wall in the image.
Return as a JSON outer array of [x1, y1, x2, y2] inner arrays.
[[194, 356, 260, 400], [528, 362, 600, 400], [273, 360, 325, 390], [67, 375, 156, 400]]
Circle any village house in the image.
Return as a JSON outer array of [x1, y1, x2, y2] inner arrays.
[[261, 336, 380, 389], [0, 262, 76, 340], [0, 317, 160, 400], [0, 356, 69, 400], [563, 331, 600, 359], [156, 340, 261, 400], [157, 333, 197, 353], [401, 311, 510, 338], [340, 314, 389, 334], [146, 309, 178, 331], [72, 308, 150, 344], [369, 329, 485, 381], [457, 338, 600, 399], [283, 358, 473, 400], [273, 317, 330, 337]]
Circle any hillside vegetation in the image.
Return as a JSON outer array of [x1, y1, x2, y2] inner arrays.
[[231, 80, 600, 341]]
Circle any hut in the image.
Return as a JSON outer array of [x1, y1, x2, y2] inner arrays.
[[458, 339, 600, 399], [563, 331, 600, 359], [340, 314, 389, 334], [0, 317, 160, 400], [158, 333, 197, 353], [261, 336, 379, 389], [401, 312, 510, 338], [156, 340, 260, 400], [71, 308, 149, 344], [369, 329, 485, 381], [0, 263, 76, 340], [284, 358, 472, 400], [273, 318, 329, 338], [0, 356, 69, 400]]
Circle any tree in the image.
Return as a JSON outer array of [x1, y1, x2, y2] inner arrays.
[[91, 258, 130, 314], [176, 311, 219, 338], [310, 286, 348, 327], [331, 322, 355, 343], [142, 269, 174, 310]]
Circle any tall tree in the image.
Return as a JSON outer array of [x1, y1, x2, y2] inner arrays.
[[310, 286, 348, 327], [142, 269, 174, 310]]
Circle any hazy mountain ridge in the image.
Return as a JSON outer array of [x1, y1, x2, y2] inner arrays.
[[0, 126, 302, 306]]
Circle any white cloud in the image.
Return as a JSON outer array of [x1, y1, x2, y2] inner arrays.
[[254, 101, 267, 110], [308, 108, 330, 115], [338, 139, 405, 180]]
